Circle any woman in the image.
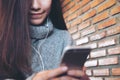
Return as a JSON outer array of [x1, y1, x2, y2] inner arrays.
[[0, 0, 89, 80]]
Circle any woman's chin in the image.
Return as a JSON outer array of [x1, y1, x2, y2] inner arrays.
[[30, 19, 44, 26]]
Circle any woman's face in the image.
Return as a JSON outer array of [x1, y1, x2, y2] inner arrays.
[[30, 0, 52, 25]]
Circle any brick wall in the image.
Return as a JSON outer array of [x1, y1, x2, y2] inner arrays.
[[61, 0, 120, 80]]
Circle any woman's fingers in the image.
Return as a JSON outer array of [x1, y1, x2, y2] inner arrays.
[[67, 70, 85, 77], [33, 66, 68, 80], [67, 68, 90, 80], [32, 66, 89, 80], [52, 76, 79, 80], [46, 66, 68, 78], [67, 67, 87, 78]]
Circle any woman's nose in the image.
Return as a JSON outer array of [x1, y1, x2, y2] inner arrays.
[[31, 0, 40, 11]]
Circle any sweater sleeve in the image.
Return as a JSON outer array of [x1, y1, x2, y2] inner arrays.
[[63, 30, 75, 47]]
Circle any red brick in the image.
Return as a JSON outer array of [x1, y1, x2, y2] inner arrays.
[[81, 43, 97, 49], [90, 49, 106, 58], [77, 9, 82, 16], [98, 38, 116, 48], [90, 77, 103, 80], [108, 46, 120, 55], [86, 69, 92, 76], [66, 23, 71, 29], [81, 26, 95, 36], [69, 4, 81, 15], [112, 68, 120, 75], [62, 0, 120, 79], [91, 0, 105, 8], [82, 4, 91, 14], [64, 19, 67, 23], [76, 37, 89, 45], [78, 20, 90, 30], [68, 26, 77, 34], [61, 0, 71, 7], [75, 0, 81, 3], [63, 11, 70, 18], [72, 32, 80, 40], [67, 12, 77, 21], [64, 5, 80, 18], [93, 69, 109, 76], [71, 18, 82, 27], [93, 11, 109, 24], [90, 31, 106, 41], [107, 26, 120, 36], [62, 2, 75, 13], [105, 78, 120, 80], [85, 60, 97, 67], [83, 9, 96, 21], [80, 0, 91, 8], [98, 18, 116, 30], [99, 57, 118, 66], [97, 0, 116, 13], [110, 6, 120, 15]]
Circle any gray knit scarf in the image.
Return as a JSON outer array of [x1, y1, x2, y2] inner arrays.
[[30, 18, 53, 39]]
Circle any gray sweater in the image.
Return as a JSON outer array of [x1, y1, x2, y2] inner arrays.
[[31, 28, 73, 72], [29, 18, 73, 73], [26, 27, 73, 80]]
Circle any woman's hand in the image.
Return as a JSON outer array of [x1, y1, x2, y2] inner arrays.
[[67, 67, 90, 80], [32, 66, 68, 80], [32, 66, 89, 80], [52, 67, 90, 80]]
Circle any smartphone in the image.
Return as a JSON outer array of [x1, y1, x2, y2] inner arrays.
[[60, 46, 91, 70]]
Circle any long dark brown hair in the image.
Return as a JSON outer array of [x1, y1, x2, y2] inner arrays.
[[50, 0, 67, 30], [0, 0, 66, 79], [0, 0, 32, 79]]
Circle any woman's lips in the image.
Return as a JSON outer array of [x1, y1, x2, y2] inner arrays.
[[30, 13, 43, 19]]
